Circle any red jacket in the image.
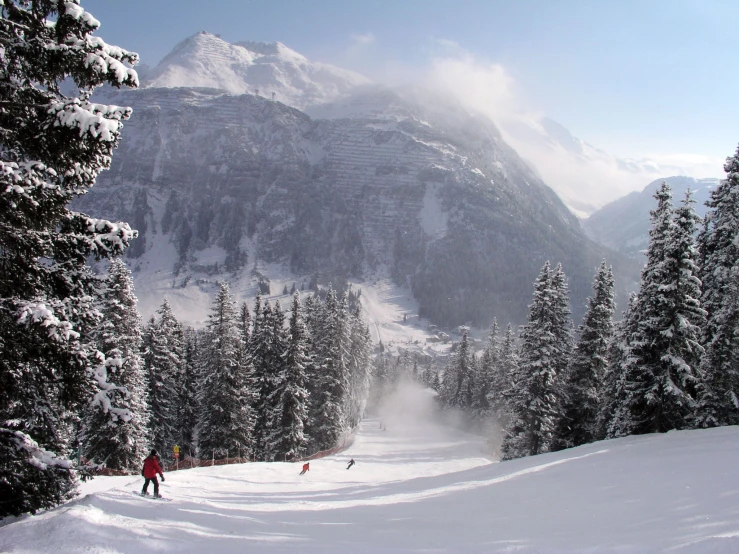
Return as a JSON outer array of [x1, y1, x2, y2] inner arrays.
[[143, 455, 163, 478]]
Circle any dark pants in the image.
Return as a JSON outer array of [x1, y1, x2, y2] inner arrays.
[[142, 476, 159, 496]]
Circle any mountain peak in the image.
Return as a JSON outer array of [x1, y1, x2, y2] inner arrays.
[[234, 40, 306, 62], [143, 32, 368, 109]]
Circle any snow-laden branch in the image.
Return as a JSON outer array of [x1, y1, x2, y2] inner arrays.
[[64, 1, 100, 29], [16, 300, 80, 342], [1, 160, 59, 207], [2, 428, 73, 471], [49, 99, 132, 142], [89, 356, 132, 423], [83, 216, 137, 255]]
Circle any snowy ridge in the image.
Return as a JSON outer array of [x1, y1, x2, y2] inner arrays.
[[143, 32, 369, 109], [3, 414, 739, 552]]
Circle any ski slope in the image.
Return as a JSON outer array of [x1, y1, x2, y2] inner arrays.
[[3, 395, 739, 553]]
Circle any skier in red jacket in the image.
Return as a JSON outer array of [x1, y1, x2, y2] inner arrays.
[[300, 462, 310, 475], [141, 449, 165, 497]]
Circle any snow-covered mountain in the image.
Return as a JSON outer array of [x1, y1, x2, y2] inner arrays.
[[84, 82, 640, 329], [141, 32, 368, 109], [135, 32, 722, 220], [81, 36, 644, 330], [583, 176, 720, 257]]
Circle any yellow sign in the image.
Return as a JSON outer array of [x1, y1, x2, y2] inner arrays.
[[173, 445, 180, 454]]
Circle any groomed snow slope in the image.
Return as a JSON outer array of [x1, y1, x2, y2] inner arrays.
[[3, 406, 739, 552]]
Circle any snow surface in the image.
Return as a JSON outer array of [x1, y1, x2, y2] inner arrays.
[[4, 398, 739, 553], [143, 32, 368, 109], [419, 182, 448, 239]]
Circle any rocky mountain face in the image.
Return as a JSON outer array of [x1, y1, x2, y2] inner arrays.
[[79, 34, 639, 328], [583, 176, 719, 257]]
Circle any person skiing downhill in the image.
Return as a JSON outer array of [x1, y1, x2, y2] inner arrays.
[[300, 462, 310, 475], [141, 449, 165, 497], [346, 458, 355, 470]]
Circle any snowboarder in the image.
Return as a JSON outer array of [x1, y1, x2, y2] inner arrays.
[[141, 449, 165, 497], [346, 458, 355, 470], [300, 462, 310, 475]]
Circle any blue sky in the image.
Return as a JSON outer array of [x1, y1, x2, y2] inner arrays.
[[83, 0, 737, 172]]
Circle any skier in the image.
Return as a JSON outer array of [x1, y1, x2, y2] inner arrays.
[[141, 449, 165, 497], [346, 458, 355, 470], [300, 462, 310, 475]]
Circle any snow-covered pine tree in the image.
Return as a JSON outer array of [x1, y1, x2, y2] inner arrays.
[[345, 304, 373, 430], [178, 327, 199, 457], [431, 370, 442, 393], [250, 299, 287, 460], [463, 354, 480, 414], [145, 300, 183, 461], [261, 300, 288, 460], [495, 324, 519, 428], [695, 145, 739, 427], [239, 301, 251, 353], [439, 329, 475, 410], [299, 293, 321, 452], [610, 184, 705, 436], [663, 189, 705, 391], [269, 292, 310, 461], [197, 283, 254, 460], [248, 296, 269, 459], [311, 288, 350, 451], [556, 261, 615, 448], [502, 261, 570, 460], [0, 1, 139, 516], [474, 320, 501, 422], [545, 263, 575, 451], [550, 264, 574, 383], [79, 259, 149, 471], [602, 294, 639, 439]]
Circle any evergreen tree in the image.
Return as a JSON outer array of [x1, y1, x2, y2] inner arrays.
[[472, 320, 499, 422], [261, 300, 288, 460], [251, 300, 283, 460], [502, 262, 571, 460], [557, 261, 615, 448], [198, 283, 254, 460], [440, 329, 475, 410], [431, 370, 442, 393], [178, 327, 199, 457], [695, 145, 739, 427], [144, 300, 183, 461], [610, 184, 705, 436], [300, 294, 322, 451], [79, 259, 149, 470], [602, 294, 639, 439], [269, 292, 310, 461], [550, 263, 574, 386], [345, 305, 373, 429], [312, 288, 350, 450], [0, 1, 139, 516], [496, 324, 519, 427], [239, 301, 251, 354]]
